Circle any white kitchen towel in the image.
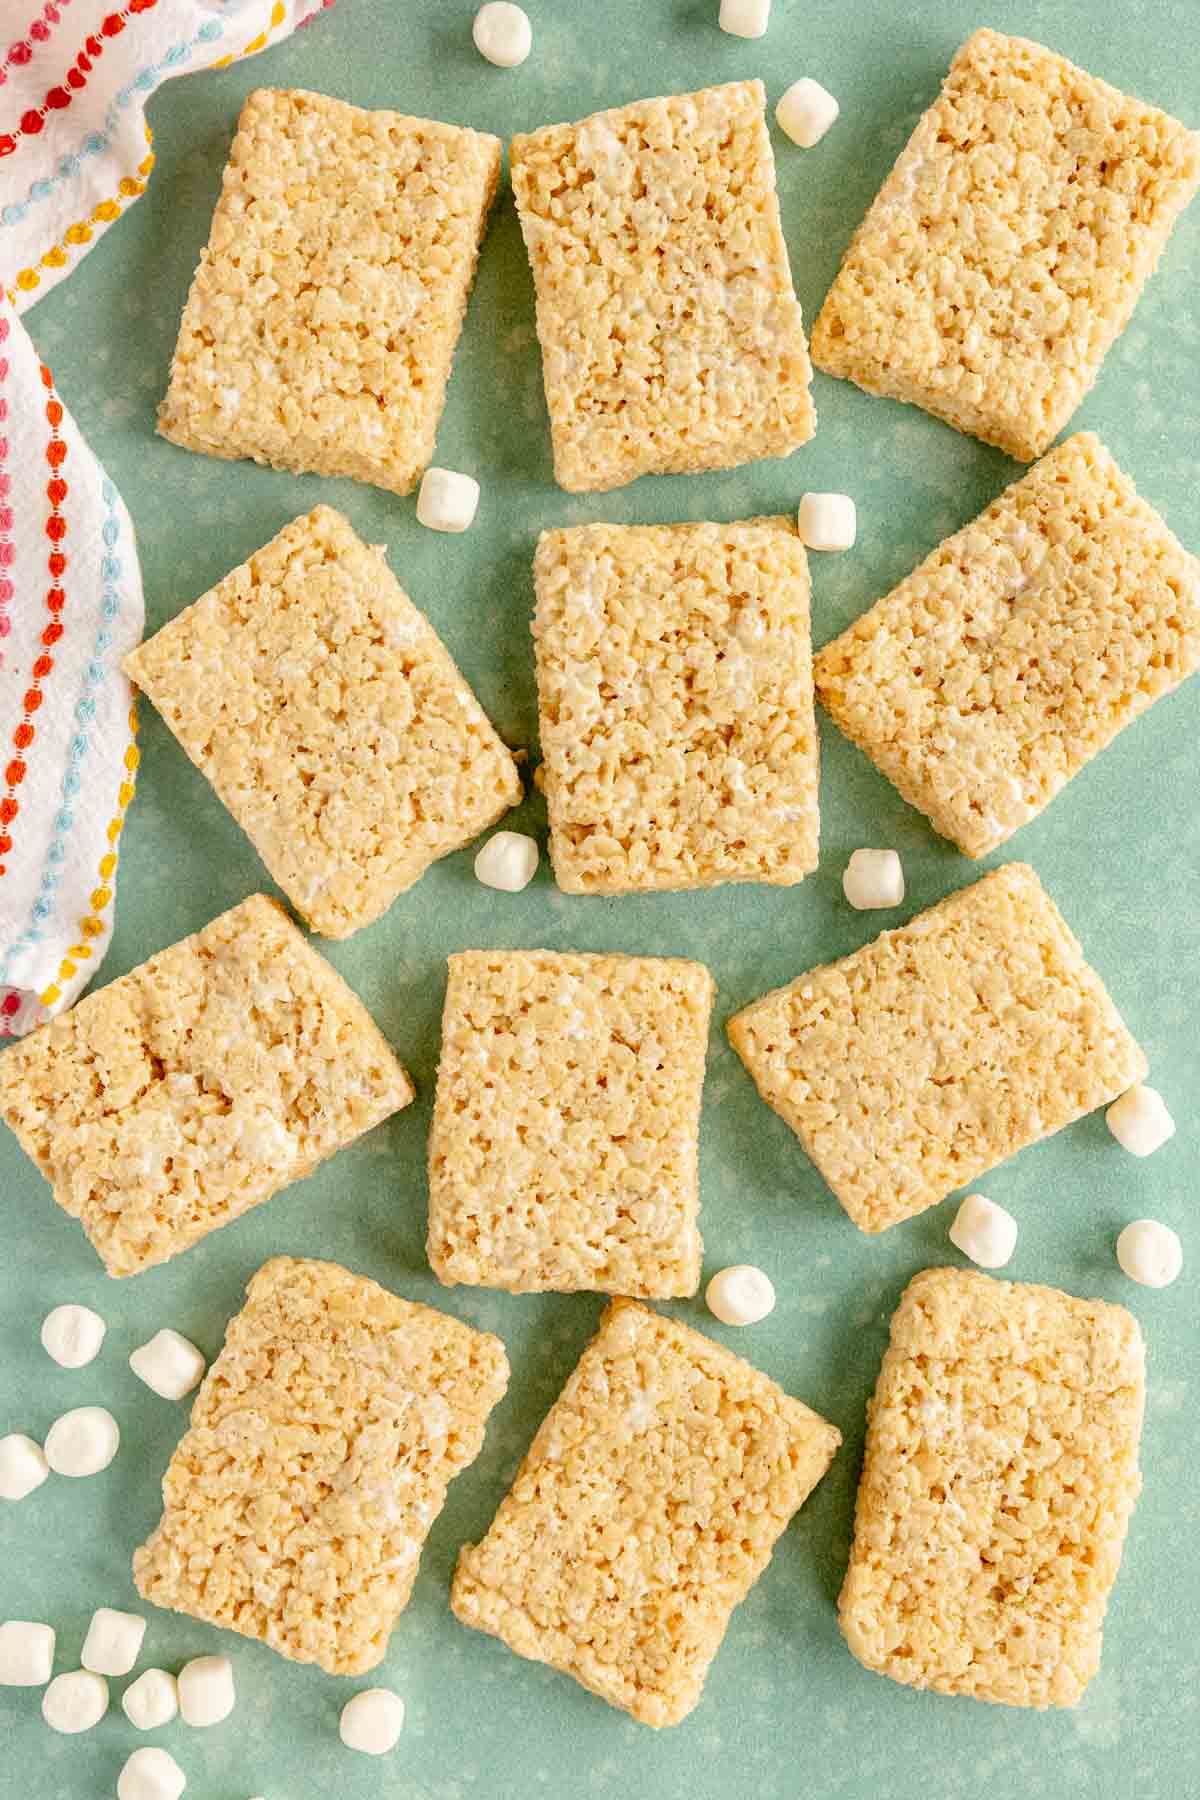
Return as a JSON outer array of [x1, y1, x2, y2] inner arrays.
[[0, 0, 335, 1034]]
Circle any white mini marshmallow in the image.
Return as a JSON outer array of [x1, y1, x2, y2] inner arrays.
[[416, 467, 480, 533], [178, 1654, 235, 1728], [842, 847, 905, 910], [129, 1330, 207, 1401], [474, 830, 539, 892], [776, 77, 840, 147], [43, 1405, 120, 1477], [0, 1620, 55, 1685], [1117, 1219, 1183, 1289], [0, 1433, 50, 1501], [42, 1669, 109, 1733], [798, 491, 857, 552], [81, 1607, 146, 1677], [123, 1668, 180, 1731], [705, 1265, 776, 1327], [340, 1687, 406, 1755], [949, 1193, 1019, 1269], [719, 0, 769, 37], [118, 1747, 187, 1800], [41, 1303, 107, 1368], [1106, 1083, 1176, 1157], [472, 2, 531, 66]]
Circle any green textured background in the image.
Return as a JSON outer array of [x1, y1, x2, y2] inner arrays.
[[3, 2, 1198, 1796]]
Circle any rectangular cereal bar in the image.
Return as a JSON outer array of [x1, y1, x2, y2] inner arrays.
[[125, 506, 522, 939], [427, 950, 714, 1296], [533, 519, 819, 893], [452, 1299, 840, 1726], [811, 30, 1200, 460], [158, 88, 501, 494], [134, 1256, 509, 1674], [727, 864, 1145, 1232], [0, 896, 414, 1276], [813, 435, 1200, 858], [840, 1267, 1145, 1708], [510, 81, 815, 493]]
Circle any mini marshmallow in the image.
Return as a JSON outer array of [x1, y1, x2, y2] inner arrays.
[[340, 1687, 406, 1755], [949, 1193, 1019, 1269], [129, 1329, 207, 1401], [776, 77, 840, 147], [42, 1669, 109, 1734], [1106, 1083, 1176, 1157], [43, 1405, 120, 1477], [472, 2, 532, 67], [719, 0, 769, 37], [123, 1668, 180, 1731], [705, 1264, 776, 1327], [0, 1433, 50, 1502], [843, 847, 905, 910], [41, 1303, 107, 1369], [178, 1654, 235, 1728], [474, 830, 539, 892], [798, 491, 857, 552], [82, 1607, 146, 1677], [1116, 1219, 1183, 1289], [416, 467, 480, 533], [0, 1620, 55, 1685], [118, 1747, 187, 1800]]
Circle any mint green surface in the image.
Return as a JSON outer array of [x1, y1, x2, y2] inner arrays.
[[4, 2, 1199, 1795]]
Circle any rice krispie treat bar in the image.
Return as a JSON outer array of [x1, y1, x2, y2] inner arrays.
[[158, 88, 501, 494], [427, 950, 714, 1296], [533, 519, 819, 893], [811, 30, 1200, 461], [125, 507, 521, 939], [0, 896, 413, 1277], [452, 1299, 840, 1726], [510, 81, 815, 493], [840, 1268, 1145, 1708], [814, 435, 1200, 858], [727, 864, 1145, 1233], [134, 1256, 509, 1675]]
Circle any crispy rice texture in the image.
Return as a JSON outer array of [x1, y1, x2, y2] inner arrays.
[[812, 30, 1200, 459], [453, 1300, 839, 1725], [840, 1268, 1145, 1708], [510, 80, 815, 492], [533, 518, 819, 893], [134, 1256, 509, 1675], [159, 88, 501, 494]]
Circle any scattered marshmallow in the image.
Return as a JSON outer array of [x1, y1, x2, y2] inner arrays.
[[118, 1747, 187, 1800], [776, 77, 840, 147], [474, 830, 539, 892], [416, 467, 480, 533], [178, 1654, 235, 1728], [41, 1303, 107, 1369], [43, 1405, 120, 1477], [1105, 1083, 1176, 1158], [0, 1433, 50, 1502], [42, 1669, 109, 1733], [705, 1265, 776, 1327], [948, 1193, 1019, 1269], [0, 1620, 55, 1685], [81, 1607, 146, 1677], [123, 1668, 180, 1731], [842, 847, 905, 910], [1116, 1219, 1183, 1289], [472, 2, 532, 67], [129, 1330, 207, 1401], [719, 0, 769, 38], [340, 1687, 406, 1755], [798, 491, 857, 552]]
